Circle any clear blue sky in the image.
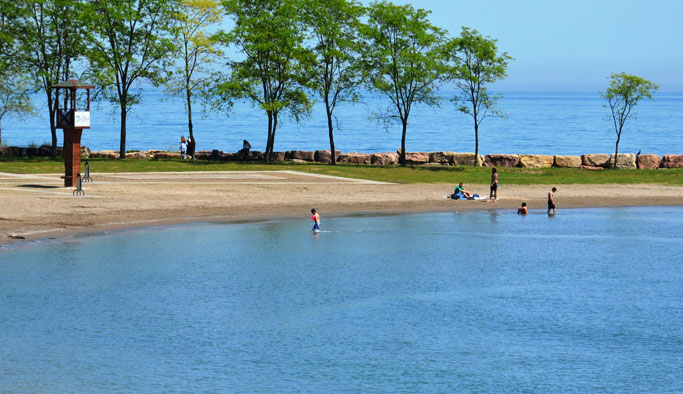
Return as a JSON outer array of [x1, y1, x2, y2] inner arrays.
[[372, 0, 683, 91]]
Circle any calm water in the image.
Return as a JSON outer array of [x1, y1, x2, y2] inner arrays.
[[1, 207, 682, 392], [4, 91, 683, 155]]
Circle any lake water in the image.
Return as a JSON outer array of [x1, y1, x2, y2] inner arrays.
[[2, 207, 682, 392], [4, 91, 683, 156]]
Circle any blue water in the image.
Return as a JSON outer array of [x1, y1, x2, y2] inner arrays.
[[2, 207, 682, 392], [4, 91, 683, 156]]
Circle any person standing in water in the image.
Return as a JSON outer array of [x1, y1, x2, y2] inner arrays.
[[547, 187, 557, 215], [517, 202, 528, 215], [488, 167, 498, 202], [311, 209, 321, 231]]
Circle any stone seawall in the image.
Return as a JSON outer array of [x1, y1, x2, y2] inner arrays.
[[1, 145, 682, 169]]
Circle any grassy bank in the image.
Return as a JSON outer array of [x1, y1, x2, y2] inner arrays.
[[1, 157, 682, 185]]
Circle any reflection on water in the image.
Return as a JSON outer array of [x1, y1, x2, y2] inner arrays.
[[1, 207, 682, 392]]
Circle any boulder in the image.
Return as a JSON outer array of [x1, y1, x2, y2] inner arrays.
[[429, 151, 456, 164], [269, 151, 286, 161], [247, 151, 264, 161], [126, 151, 147, 159], [0, 146, 9, 156], [286, 150, 315, 161], [519, 154, 554, 168], [220, 152, 235, 161], [485, 154, 520, 168], [337, 153, 371, 164], [404, 152, 430, 164], [314, 150, 342, 163], [452, 153, 484, 166], [636, 154, 662, 169], [371, 152, 399, 165], [609, 153, 636, 169], [152, 152, 181, 160], [553, 155, 582, 168], [581, 153, 610, 168], [193, 150, 214, 160], [660, 154, 683, 168], [92, 150, 119, 159]]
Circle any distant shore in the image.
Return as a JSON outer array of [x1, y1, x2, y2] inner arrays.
[[1, 170, 682, 248]]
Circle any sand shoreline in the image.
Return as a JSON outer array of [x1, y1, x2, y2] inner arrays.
[[2, 170, 682, 248]]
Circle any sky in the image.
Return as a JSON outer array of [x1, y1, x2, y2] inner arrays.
[[370, 0, 683, 91]]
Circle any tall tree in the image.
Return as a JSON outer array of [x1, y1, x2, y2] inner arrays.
[[301, 0, 364, 165], [446, 27, 511, 166], [601, 73, 658, 169], [361, 1, 446, 165], [167, 0, 223, 158], [87, 0, 179, 159], [20, 0, 87, 156], [215, 0, 311, 163], [0, 75, 36, 145]]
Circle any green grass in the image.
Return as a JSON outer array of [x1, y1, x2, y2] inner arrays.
[[2, 156, 682, 185]]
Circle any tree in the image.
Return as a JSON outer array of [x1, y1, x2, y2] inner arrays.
[[446, 27, 511, 166], [361, 1, 446, 165], [87, 0, 179, 159], [167, 0, 223, 159], [601, 73, 658, 168], [0, 75, 37, 145], [215, 0, 311, 163], [301, 0, 364, 165], [20, 0, 87, 156]]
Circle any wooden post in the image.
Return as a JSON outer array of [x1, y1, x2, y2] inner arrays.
[[63, 128, 83, 187]]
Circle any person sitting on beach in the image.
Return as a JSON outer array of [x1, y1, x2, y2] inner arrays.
[[237, 139, 251, 160], [517, 202, 528, 215], [453, 183, 472, 199], [311, 208, 321, 231], [179, 136, 189, 159]]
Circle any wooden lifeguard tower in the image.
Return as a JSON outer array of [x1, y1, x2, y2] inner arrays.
[[51, 79, 94, 187]]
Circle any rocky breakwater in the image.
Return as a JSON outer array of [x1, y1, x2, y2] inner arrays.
[[660, 154, 683, 168]]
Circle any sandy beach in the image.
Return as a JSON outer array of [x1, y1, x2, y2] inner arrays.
[[1, 169, 682, 246]]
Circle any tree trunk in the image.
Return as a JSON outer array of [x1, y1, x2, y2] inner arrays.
[[46, 90, 58, 158], [613, 134, 621, 169], [325, 97, 336, 165], [474, 119, 480, 167], [119, 105, 127, 159], [0, 123, 3, 145], [186, 88, 195, 158], [265, 111, 273, 163], [400, 119, 407, 166]]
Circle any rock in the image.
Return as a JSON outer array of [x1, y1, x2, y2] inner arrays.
[[581, 153, 610, 168], [269, 151, 285, 161], [371, 152, 398, 165], [314, 150, 342, 163], [660, 154, 683, 168], [152, 152, 181, 160], [337, 153, 371, 164], [519, 154, 554, 168], [452, 153, 484, 166], [485, 154, 520, 168], [636, 154, 662, 169], [554, 155, 582, 168], [609, 153, 636, 169], [0, 146, 8, 156], [193, 150, 214, 160], [403, 152, 429, 164], [126, 151, 147, 159], [580, 165, 604, 171], [92, 150, 119, 159], [429, 151, 456, 164], [80, 145, 91, 159], [247, 151, 264, 161], [220, 153, 235, 161], [286, 150, 315, 161]]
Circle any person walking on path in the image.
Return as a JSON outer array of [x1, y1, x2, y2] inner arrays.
[[547, 187, 557, 215], [311, 209, 321, 232], [488, 168, 498, 202]]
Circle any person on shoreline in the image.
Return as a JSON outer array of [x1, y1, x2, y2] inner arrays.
[[237, 139, 251, 160], [179, 136, 189, 160], [453, 183, 472, 199], [311, 208, 321, 232], [517, 202, 528, 215], [547, 187, 557, 215], [487, 167, 498, 202]]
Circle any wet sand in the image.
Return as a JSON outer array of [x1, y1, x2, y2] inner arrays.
[[1, 170, 682, 247]]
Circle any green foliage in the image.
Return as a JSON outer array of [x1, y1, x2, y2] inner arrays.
[[445, 27, 512, 166], [300, 0, 365, 164], [86, 0, 180, 158], [601, 73, 658, 168], [360, 1, 446, 165], [214, 0, 311, 162]]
